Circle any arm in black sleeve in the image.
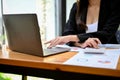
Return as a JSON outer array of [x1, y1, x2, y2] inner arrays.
[[62, 3, 78, 36], [62, 3, 78, 46]]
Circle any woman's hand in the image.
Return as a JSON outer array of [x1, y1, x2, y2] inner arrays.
[[45, 35, 79, 48], [81, 38, 101, 48], [74, 38, 101, 48]]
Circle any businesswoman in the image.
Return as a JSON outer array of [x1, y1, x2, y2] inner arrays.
[[45, 0, 120, 48]]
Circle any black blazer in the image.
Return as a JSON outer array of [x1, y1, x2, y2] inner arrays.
[[63, 0, 120, 45]]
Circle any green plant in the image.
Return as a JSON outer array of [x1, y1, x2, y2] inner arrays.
[[0, 73, 12, 80]]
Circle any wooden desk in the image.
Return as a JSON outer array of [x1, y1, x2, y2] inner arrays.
[[0, 47, 120, 80]]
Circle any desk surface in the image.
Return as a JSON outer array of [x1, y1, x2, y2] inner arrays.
[[0, 47, 120, 78]]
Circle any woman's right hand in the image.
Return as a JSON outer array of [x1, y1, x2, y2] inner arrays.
[[44, 35, 79, 48]]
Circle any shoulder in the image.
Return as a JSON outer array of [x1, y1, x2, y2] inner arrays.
[[69, 2, 78, 13], [71, 2, 77, 10]]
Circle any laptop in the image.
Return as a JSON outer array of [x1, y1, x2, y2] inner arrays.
[[3, 14, 70, 57]]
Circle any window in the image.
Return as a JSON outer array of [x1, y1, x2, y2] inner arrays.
[[66, 0, 76, 21], [2, 0, 56, 46], [0, 0, 77, 79], [0, 0, 3, 47], [0, 0, 57, 79]]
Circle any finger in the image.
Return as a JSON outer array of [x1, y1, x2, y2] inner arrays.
[[92, 43, 98, 48], [44, 40, 51, 44], [82, 42, 91, 48], [51, 39, 59, 47], [94, 38, 101, 44], [91, 40, 99, 48], [48, 38, 60, 48], [46, 39, 57, 48]]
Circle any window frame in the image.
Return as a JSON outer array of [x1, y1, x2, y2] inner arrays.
[[55, 0, 66, 36]]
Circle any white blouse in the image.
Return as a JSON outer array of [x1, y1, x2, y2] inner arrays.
[[86, 21, 98, 33]]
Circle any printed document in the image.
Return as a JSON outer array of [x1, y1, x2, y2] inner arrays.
[[64, 50, 120, 69]]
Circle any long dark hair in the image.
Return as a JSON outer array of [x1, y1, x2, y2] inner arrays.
[[76, 0, 89, 30]]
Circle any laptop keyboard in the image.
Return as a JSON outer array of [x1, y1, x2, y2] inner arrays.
[[43, 47, 70, 55]]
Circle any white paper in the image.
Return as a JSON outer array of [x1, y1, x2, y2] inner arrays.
[[105, 49, 120, 55], [56, 44, 84, 52], [64, 51, 119, 69]]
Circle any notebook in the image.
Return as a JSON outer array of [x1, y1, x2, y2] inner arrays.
[[3, 14, 70, 57]]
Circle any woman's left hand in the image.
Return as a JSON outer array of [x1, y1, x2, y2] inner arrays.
[[80, 38, 101, 48]]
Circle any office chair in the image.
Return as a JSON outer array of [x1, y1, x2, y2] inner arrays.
[[116, 25, 120, 44]]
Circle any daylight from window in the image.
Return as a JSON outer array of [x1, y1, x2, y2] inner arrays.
[[0, 0, 76, 79], [2, 0, 55, 47]]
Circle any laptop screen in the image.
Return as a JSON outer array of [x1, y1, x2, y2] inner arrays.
[[3, 14, 45, 56]]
